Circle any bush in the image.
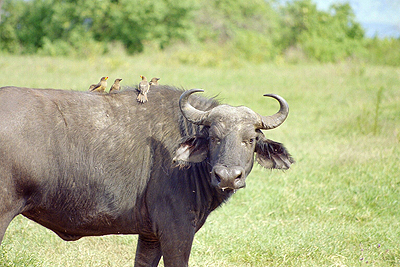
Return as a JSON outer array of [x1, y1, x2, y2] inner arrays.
[[0, 0, 399, 66], [280, 0, 365, 63], [0, 0, 195, 56], [364, 37, 400, 66]]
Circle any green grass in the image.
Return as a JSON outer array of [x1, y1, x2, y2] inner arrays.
[[0, 53, 399, 266]]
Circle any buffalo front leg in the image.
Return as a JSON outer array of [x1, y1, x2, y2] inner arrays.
[[134, 235, 162, 267], [159, 229, 195, 267]]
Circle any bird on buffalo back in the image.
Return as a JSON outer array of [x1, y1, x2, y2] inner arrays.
[[109, 78, 122, 94], [137, 75, 150, 103], [89, 76, 108, 93], [149, 77, 160, 87]]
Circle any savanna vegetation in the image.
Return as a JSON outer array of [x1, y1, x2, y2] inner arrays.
[[0, 52, 399, 266], [0, 0, 400, 66], [0, 0, 399, 266]]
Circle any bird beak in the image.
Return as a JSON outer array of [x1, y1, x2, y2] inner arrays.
[[140, 75, 143, 79], [105, 77, 109, 80]]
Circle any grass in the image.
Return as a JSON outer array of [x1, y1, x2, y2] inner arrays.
[[0, 53, 399, 266]]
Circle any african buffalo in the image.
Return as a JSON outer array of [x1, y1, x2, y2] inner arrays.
[[0, 85, 293, 266]]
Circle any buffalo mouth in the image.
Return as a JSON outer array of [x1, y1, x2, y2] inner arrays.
[[211, 165, 246, 190]]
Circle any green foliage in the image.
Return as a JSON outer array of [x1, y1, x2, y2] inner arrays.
[[364, 37, 400, 66], [0, 0, 25, 53], [281, 0, 365, 62], [193, 0, 282, 63], [0, 0, 195, 56], [0, 0, 399, 65]]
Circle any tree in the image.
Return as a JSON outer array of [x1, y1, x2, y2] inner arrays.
[[0, 0, 196, 55], [280, 0, 365, 62], [194, 0, 282, 62]]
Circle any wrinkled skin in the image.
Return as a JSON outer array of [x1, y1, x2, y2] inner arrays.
[[0, 86, 293, 266]]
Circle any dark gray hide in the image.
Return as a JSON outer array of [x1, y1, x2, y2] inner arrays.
[[0, 85, 294, 266]]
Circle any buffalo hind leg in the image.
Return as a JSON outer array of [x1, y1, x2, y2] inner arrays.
[[134, 235, 162, 267], [0, 199, 25, 245], [0, 212, 16, 244], [0, 173, 25, 245]]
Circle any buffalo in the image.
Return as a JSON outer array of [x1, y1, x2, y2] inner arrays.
[[0, 85, 294, 266]]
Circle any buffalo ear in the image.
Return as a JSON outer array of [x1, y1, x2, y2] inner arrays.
[[173, 136, 208, 164], [255, 137, 294, 169]]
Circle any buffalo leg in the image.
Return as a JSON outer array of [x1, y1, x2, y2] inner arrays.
[[0, 211, 16, 244], [0, 196, 24, 244], [134, 235, 162, 267], [159, 230, 195, 267], [0, 171, 25, 244]]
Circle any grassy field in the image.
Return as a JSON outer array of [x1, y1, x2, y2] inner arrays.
[[0, 53, 399, 266]]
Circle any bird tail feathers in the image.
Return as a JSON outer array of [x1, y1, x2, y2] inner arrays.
[[137, 93, 148, 103]]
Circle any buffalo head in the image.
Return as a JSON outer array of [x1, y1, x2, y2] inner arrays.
[[174, 89, 294, 191]]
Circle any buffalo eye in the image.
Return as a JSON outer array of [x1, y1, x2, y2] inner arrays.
[[210, 136, 220, 145], [242, 138, 255, 146]]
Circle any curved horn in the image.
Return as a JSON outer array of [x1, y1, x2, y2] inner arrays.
[[257, 94, 289, 130], [179, 89, 211, 125]]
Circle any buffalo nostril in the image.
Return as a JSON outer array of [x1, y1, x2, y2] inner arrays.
[[214, 172, 222, 184], [214, 168, 228, 180], [213, 167, 229, 186], [232, 169, 244, 180], [212, 166, 246, 189]]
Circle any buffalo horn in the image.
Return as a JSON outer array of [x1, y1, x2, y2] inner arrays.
[[257, 94, 289, 130], [179, 89, 211, 125]]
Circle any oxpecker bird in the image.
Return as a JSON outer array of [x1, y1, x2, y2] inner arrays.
[[137, 75, 150, 103], [149, 77, 160, 87], [109, 78, 122, 94], [89, 77, 108, 93]]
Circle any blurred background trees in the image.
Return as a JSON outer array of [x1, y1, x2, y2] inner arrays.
[[0, 0, 399, 66], [0, 0, 196, 55]]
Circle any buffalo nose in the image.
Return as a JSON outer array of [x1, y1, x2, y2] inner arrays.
[[212, 166, 246, 189]]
